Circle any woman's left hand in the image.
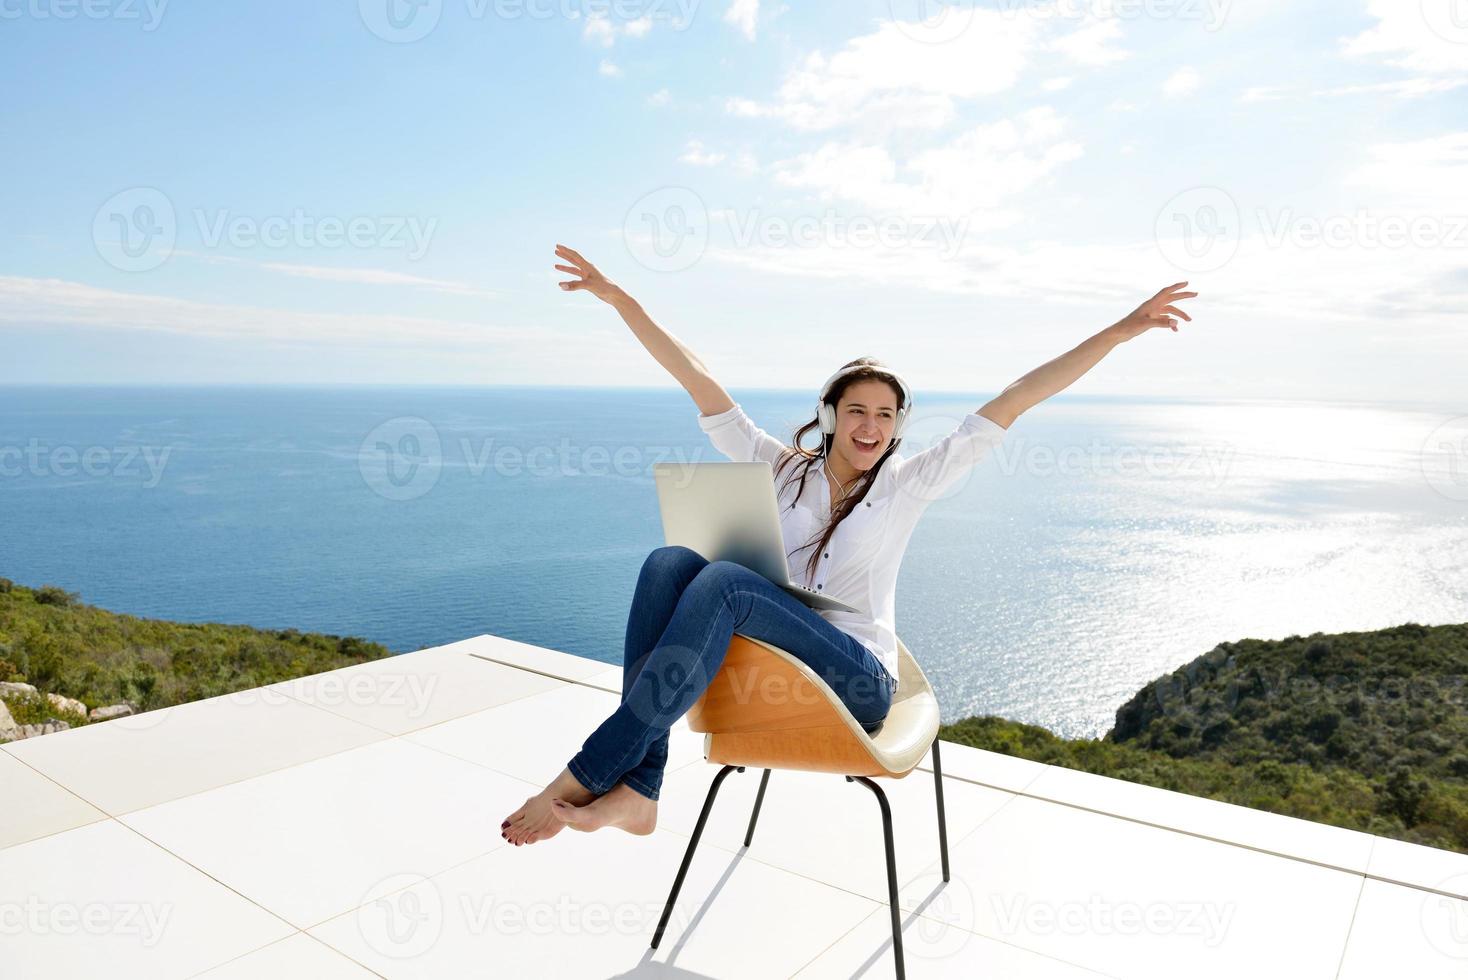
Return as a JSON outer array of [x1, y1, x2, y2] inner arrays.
[[1111, 282, 1199, 341]]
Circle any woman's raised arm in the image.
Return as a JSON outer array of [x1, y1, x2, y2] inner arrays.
[[554, 244, 734, 418], [979, 281, 1200, 429]]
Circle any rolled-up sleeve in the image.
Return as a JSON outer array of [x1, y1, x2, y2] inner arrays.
[[892, 411, 1007, 505], [697, 403, 789, 467]]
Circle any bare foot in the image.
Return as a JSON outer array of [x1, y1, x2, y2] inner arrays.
[[549, 781, 657, 836], [502, 767, 598, 846]]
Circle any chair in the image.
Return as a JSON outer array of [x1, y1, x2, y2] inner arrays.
[[650, 633, 951, 980]]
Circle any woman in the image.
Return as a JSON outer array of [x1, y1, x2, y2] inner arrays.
[[501, 244, 1198, 846]]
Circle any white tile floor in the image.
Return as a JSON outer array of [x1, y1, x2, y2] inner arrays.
[[2, 632, 1464, 979]]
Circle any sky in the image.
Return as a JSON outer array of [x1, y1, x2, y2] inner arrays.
[[1, 0, 1464, 406]]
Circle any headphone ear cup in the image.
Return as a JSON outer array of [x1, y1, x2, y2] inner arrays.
[[817, 401, 833, 435]]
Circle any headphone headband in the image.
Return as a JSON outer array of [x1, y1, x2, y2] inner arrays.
[[816, 363, 913, 439]]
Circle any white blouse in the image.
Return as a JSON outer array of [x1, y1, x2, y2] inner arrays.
[[696, 401, 1008, 683]]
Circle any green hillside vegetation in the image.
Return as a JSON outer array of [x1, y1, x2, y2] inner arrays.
[[0, 578, 392, 731], [940, 622, 1468, 854]]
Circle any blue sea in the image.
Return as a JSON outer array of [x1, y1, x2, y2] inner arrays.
[[1, 386, 1463, 739]]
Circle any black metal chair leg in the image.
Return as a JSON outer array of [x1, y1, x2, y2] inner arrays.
[[932, 738, 950, 882], [651, 764, 744, 949], [743, 768, 771, 848], [847, 774, 906, 980]]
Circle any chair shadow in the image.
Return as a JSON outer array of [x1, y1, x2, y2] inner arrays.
[[607, 833, 755, 978]]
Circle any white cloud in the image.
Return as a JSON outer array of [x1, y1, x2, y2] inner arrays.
[[680, 139, 726, 166], [1163, 67, 1201, 99], [1241, 77, 1468, 102], [647, 88, 672, 107], [599, 60, 622, 78], [0, 276, 531, 345], [771, 107, 1084, 221], [1340, 131, 1468, 212], [582, 13, 616, 47], [1046, 16, 1129, 67], [1042, 76, 1074, 91], [582, 12, 652, 48], [725, 13, 1045, 132], [174, 254, 498, 297], [1341, 0, 1468, 78], [724, 0, 758, 41]]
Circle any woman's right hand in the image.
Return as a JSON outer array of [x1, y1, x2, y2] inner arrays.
[[554, 244, 624, 305]]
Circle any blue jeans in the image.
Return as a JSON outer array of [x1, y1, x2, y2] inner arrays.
[[566, 545, 897, 802]]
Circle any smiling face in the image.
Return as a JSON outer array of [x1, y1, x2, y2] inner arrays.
[[831, 378, 901, 474]]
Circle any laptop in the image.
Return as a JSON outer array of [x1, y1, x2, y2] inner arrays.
[[652, 460, 862, 614]]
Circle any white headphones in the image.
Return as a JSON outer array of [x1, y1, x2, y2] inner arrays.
[[815, 363, 913, 441]]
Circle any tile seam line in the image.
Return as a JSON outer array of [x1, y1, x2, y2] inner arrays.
[[1331, 838, 1374, 980], [0, 750, 111, 849], [181, 930, 390, 980]]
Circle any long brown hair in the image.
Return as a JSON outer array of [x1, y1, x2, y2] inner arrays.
[[772, 357, 907, 585]]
